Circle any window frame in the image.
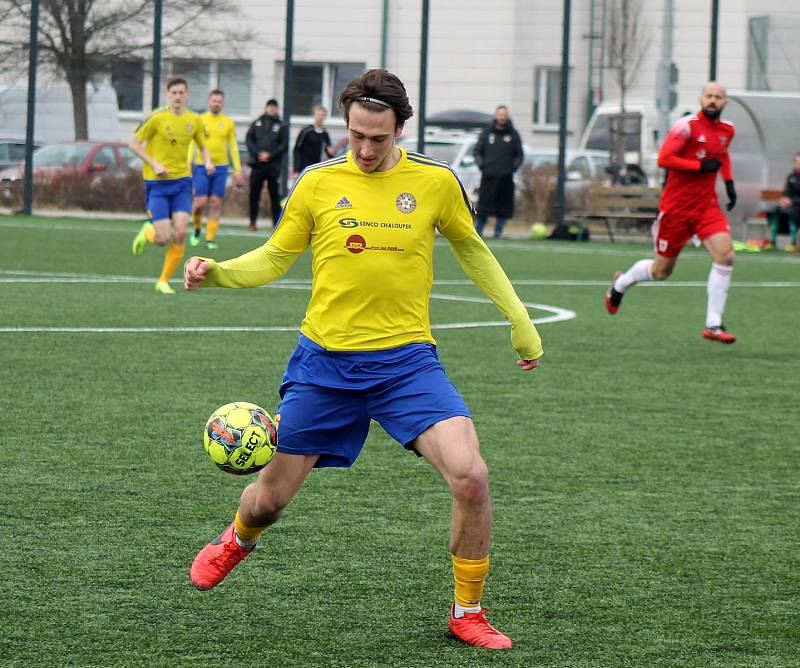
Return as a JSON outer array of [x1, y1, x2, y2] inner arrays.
[[276, 61, 366, 126], [168, 59, 253, 119], [533, 66, 562, 129]]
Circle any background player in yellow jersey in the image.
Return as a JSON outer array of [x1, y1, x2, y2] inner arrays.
[[189, 89, 241, 251], [129, 76, 213, 294], [184, 69, 543, 649]]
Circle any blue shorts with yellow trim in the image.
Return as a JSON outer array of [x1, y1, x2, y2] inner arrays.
[[192, 164, 228, 198], [144, 177, 193, 221], [275, 335, 471, 468]]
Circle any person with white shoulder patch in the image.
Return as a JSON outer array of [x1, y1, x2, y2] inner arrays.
[[605, 81, 739, 344]]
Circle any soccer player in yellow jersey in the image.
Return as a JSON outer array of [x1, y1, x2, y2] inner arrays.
[[129, 76, 213, 294], [189, 89, 241, 251], [185, 70, 543, 649]]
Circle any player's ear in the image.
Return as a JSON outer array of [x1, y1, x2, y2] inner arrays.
[[394, 123, 404, 139]]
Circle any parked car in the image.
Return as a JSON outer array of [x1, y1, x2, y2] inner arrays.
[[517, 148, 614, 215], [398, 130, 484, 201], [0, 140, 141, 207], [0, 138, 42, 171], [521, 148, 611, 180]]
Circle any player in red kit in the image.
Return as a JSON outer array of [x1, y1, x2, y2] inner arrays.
[[605, 82, 738, 344]]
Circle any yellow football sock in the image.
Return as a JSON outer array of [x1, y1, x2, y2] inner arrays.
[[193, 210, 203, 232], [452, 554, 489, 607], [235, 510, 267, 543], [207, 219, 219, 242], [158, 242, 184, 283], [145, 225, 156, 244]]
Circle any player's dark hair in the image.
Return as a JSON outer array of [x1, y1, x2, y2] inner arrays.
[[166, 76, 188, 90], [209, 89, 225, 97], [338, 69, 414, 128]]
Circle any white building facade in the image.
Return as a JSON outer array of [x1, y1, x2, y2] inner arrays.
[[4, 0, 800, 147]]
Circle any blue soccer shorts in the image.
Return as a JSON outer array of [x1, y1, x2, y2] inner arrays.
[[275, 335, 471, 468], [144, 177, 193, 221], [192, 164, 228, 198]]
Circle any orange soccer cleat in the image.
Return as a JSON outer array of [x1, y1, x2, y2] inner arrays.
[[190, 522, 254, 590], [448, 606, 513, 649], [703, 325, 736, 344]]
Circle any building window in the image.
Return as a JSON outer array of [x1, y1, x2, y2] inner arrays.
[[170, 59, 252, 116], [747, 16, 770, 90], [111, 59, 144, 112], [533, 67, 562, 127], [278, 62, 366, 118]]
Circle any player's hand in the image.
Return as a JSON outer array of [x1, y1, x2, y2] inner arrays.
[[516, 358, 540, 372], [779, 196, 792, 209], [258, 151, 269, 162], [699, 158, 722, 173], [153, 161, 168, 177], [184, 257, 209, 291], [206, 162, 216, 176], [725, 180, 737, 211]]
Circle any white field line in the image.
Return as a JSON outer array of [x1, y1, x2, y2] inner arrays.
[[3, 218, 800, 264], [0, 270, 575, 331], [1, 270, 798, 288]]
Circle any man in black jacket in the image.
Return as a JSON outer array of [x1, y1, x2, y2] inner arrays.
[[776, 153, 800, 252], [245, 98, 289, 230], [293, 105, 334, 174], [473, 106, 523, 238]]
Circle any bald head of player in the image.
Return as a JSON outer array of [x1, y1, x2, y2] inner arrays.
[[700, 81, 727, 121]]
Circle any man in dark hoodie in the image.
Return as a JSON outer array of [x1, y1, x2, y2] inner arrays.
[[246, 98, 289, 231], [472, 105, 523, 238]]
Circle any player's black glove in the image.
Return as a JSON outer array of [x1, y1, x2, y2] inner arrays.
[[699, 157, 723, 173], [725, 180, 737, 211]]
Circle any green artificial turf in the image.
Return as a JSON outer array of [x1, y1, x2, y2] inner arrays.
[[1, 214, 798, 667]]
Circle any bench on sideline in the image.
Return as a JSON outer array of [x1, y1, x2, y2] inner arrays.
[[577, 185, 661, 242]]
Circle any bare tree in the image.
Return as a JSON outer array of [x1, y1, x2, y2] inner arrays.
[[0, 0, 253, 139], [605, 0, 650, 178]]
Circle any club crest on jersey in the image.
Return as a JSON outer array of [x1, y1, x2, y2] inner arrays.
[[335, 196, 353, 209], [396, 192, 416, 214], [186, 124, 193, 131], [697, 134, 706, 143], [696, 150, 707, 159]]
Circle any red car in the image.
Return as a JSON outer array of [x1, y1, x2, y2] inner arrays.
[[0, 140, 141, 206]]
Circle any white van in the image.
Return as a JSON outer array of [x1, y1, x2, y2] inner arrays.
[[578, 100, 684, 180]]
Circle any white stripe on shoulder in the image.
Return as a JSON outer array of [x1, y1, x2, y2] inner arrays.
[[671, 114, 697, 138]]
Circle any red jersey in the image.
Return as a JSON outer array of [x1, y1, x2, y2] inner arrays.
[[658, 111, 735, 216]]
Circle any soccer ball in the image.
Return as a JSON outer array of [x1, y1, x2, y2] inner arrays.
[[203, 402, 278, 475], [530, 222, 548, 240]]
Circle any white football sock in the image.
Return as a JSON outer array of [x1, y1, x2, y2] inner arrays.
[[614, 259, 654, 293], [453, 603, 481, 618], [234, 529, 258, 549], [706, 262, 732, 328]]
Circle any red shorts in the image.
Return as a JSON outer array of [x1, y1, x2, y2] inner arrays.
[[651, 208, 731, 258]]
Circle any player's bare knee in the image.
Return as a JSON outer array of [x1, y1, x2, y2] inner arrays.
[[250, 487, 288, 525], [651, 265, 672, 280], [450, 459, 490, 506], [154, 232, 170, 246], [716, 249, 735, 266]]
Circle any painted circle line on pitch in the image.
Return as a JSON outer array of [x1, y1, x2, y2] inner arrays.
[[0, 271, 575, 331]]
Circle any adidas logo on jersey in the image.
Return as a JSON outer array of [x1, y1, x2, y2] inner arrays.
[[335, 196, 353, 209]]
